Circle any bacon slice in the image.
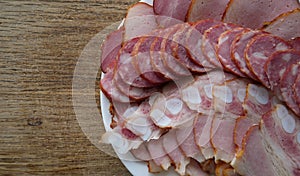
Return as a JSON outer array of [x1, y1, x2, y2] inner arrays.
[[263, 9, 300, 40], [290, 37, 300, 51], [222, 0, 300, 29], [187, 0, 230, 22]]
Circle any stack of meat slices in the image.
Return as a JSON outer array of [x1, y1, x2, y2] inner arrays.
[[100, 0, 300, 175]]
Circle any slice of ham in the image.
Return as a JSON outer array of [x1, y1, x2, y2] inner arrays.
[[231, 30, 267, 80], [222, 0, 300, 29], [131, 142, 152, 161], [265, 50, 300, 99], [232, 125, 295, 176], [153, 0, 192, 28], [263, 9, 300, 40], [100, 27, 124, 73], [162, 129, 190, 175], [280, 63, 300, 116], [245, 34, 291, 88], [202, 23, 237, 68], [124, 2, 158, 41], [293, 74, 300, 106], [186, 19, 222, 69], [186, 159, 209, 176], [216, 27, 247, 77], [290, 37, 300, 51], [187, 0, 230, 22]]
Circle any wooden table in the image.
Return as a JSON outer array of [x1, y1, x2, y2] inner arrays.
[[0, 1, 138, 175]]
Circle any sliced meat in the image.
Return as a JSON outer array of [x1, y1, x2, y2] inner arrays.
[[176, 124, 205, 163], [100, 27, 124, 73], [131, 142, 152, 161], [124, 2, 158, 41], [217, 27, 247, 77], [265, 50, 300, 96], [100, 72, 130, 103], [263, 9, 300, 40], [186, 159, 209, 176], [290, 37, 300, 51], [186, 19, 222, 69], [147, 160, 164, 173], [261, 104, 300, 169], [147, 137, 172, 170], [162, 129, 190, 175], [153, 0, 192, 27], [280, 63, 300, 116], [215, 163, 231, 176], [222, 0, 300, 29], [293, 74, 300, 106], [187, 0, 230, 22], [202, 23, 237, 68], [234, 84, 277, 151], [232, 125, 295, 176], [245, 34, 291, 88], [231, 30, 267, 80]]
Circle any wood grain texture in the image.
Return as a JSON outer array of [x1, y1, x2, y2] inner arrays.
[[0, 0, 138, 175]]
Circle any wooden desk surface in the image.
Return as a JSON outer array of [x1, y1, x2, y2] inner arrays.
[[0, 1, 138, 175]]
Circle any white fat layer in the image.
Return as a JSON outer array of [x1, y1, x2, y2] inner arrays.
[[183, 86, 202, 104], [140, 128, 152, 141], [237, 89, 246, 102], [204, 84, 213, 99], [107, 133, 129, 154], [149, 93, 162, 106], [253, 52, 267, 60], [131, 87, 143, 96], [248, 84, 258, 97], [281, 114, 296, 134], [123, 106, 139, 119], [214, 85, 233, 103], [282, 53, 292, 62], [129, 118, 149, 135], [150, 109, 172, 127], [276, 43, 289, 52], [276, 105, 289, 120], [208, 51, 215, 59], [219, 35, 229, 45], [256, 87, 269, 105], [234, 53, 245, 67], [292, 65, 299, 75], [166, 98, 183, 115], [297, 132, 300, 144]]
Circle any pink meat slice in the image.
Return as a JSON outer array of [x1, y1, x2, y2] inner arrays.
[[162, 129, 190, 175], [124, 2, 158, 41], [131, 142, 152, 161], [217, 27, 247, 77], [186, 19, 222, 69], [186, 159, 209, 176], [232, 125, 296, 176], [202, 23, 236, 68], [176, 124, 205, 163], [290, 37, 300, 51], [280, 64, 300, 116], [186, 0, 230, 22], [231, 30, 266, 80], [153, 0, 192, 27], [245, 34, 291, 88], [261, 104, 300, 171], [222, 0, 300, 29], [263, 9, 300, 40], [265, 50, 300, 98], [293, 74, 300, 106], [100, 27, 124, 73], [234, 83, 278, 151]]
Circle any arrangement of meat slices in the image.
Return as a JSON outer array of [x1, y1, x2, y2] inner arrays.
[[100, 0, 300, 175]]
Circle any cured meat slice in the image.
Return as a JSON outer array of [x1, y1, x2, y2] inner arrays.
[[232, 125, 295, 176], [186, 19, 222, 69], [176, 124, 205, 163], [171, 24, 207, 73], [280, 63, 300, 116], [186, 159, 209, 176], [124, 2, 158, 41], [202, 23, 236, 68], [265, 50, 300, 97], [222, 0, 300, 29], [261, 104, 300, 170], [194, 114, 214, 160], [245, 34, 291, 88], [100, 27, 124, 73], [215, 163, 237, 176], [263, 9, 300, 40], [131, 142, 152, 161], [153, 0, 192, 27], [290, 37, 300, 51], [162, 129, 190, 175], [187, 0, 230, 22], [293, 74, 300, 106], [147, 160, 164, 173], [217, 27, 247, 77], [211, 78, 249, 162], [234, 84, 277, 150], [231, 30, 266, 80], [100, 72, 130, 103], [147, 137, 172, 170]]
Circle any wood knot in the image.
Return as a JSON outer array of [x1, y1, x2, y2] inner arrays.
[[27, 117, 43, 126]]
